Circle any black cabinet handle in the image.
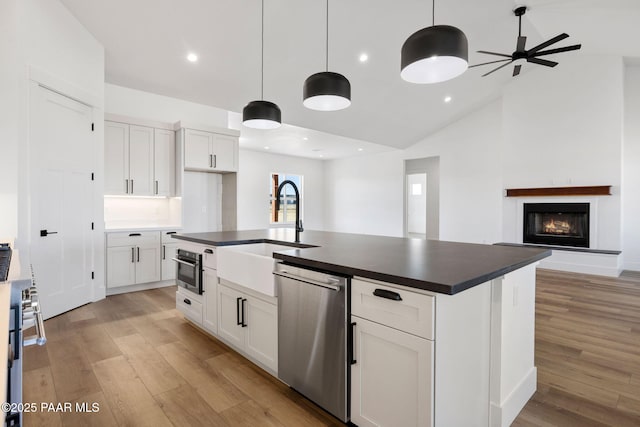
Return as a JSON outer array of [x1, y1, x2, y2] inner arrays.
[[204, 249, 213, 254], [349, 322, 357, 365], [241, 298, 247, 327], [131, 247, 135, 263], [373, 288, 402, 301], [184, 298, 191, 305], [137, 247, 140, 262], [163, 245, 166, 260], [166, 231, 176, 235], [236, 297, 242, 325], [129, 233, 141, 237]]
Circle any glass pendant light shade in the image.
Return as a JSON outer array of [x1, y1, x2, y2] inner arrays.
[[401, 24, 468, 84], [242, 100, 281, 129], [303, 71, 351, 111]]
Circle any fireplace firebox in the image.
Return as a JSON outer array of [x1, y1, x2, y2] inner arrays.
[[523, 203, 589, 248]]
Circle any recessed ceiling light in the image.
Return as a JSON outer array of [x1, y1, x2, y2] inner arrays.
[[359, 53, 369, 63], [303, 137, 309, 141], [187, 53, 198, 63], [319, 154, 324, 158], [264, 146, 270, 150], [444, 96, 452, 103], [358, 148, 364, 151]]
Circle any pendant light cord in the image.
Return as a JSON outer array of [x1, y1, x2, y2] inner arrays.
[[432, 0, 435, 26], [325, 0, 329, 72], [261, 0, 264, 100]]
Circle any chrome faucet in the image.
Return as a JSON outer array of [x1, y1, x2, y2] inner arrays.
[[275, 180, 303, 243]]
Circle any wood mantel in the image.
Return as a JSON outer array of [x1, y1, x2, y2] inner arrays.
[[505, 185, 612, 197]]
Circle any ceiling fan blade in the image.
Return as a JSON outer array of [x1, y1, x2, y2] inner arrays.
[[469, 58, 512, 68], [477, 50, 512, 58], [482, 61, 513, 77], [528, 33, 569, 54], [513, 64, 522, 76], [516, 36, 527, 52], [527, 57, 558, 67], [532, 44, 582, 57]]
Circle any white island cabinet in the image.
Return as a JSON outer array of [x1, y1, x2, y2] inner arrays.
[[350, 262, 538, 427]]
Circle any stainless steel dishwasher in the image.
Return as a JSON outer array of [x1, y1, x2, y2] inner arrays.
[[274, 263, 350, 422]]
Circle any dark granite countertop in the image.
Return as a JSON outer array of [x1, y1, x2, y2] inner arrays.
[[173, 230, 551, 295]]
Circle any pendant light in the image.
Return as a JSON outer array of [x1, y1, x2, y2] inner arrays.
[[400, 0, 468, 84], [302, 0, 351, 111], [243, 0, 281, 129]]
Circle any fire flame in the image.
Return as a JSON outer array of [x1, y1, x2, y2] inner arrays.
[[543, 219, 572, 235]]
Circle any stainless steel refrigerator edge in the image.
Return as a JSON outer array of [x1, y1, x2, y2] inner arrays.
[[274, 263, 349, 422]]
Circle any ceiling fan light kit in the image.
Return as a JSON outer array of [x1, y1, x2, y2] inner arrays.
[[243, 0, 282, 129], [470, 6, 582, 77], [303, 0, 351, 111]]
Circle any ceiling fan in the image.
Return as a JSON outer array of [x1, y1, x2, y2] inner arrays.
[[470, 6, 582, 77]]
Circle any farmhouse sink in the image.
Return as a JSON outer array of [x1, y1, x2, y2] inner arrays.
[[216, 243, 296, 297]]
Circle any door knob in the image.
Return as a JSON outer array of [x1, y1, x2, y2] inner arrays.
[[40, 230, 58, 237]]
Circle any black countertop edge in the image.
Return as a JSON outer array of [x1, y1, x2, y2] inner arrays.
[[171, 234, 317, 249], [273, 249, 551, 295], [494, 242, 621, 255]]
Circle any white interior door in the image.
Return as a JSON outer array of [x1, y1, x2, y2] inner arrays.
[[29, 84, 94, 319]]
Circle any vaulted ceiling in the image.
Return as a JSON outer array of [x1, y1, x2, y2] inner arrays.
[[62, 0, 640, 153]]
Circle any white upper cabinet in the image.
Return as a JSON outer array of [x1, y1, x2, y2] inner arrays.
[[154, 128, 176, 196], [183, 128, 238, 172], [128, 125, 154, 196], [104, 121, 130, 195], [104, 119, 176, 196]]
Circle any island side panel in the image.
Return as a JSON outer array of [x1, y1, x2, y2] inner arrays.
[[489, 263, 538, 427], [434, 280, 492, 426]]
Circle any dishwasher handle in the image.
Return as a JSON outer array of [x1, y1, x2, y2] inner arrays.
[[274, 271, 341, 292]]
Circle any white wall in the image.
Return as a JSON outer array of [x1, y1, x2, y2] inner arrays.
[[501, 56, 624, 251], [323, 150, 405, 237], [623, 65, 640, 270], [105, 84, 228, 127], [404, 100, 503, 244], [237, 150, 325, 231]]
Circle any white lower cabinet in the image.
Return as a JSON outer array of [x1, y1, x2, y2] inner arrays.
[[350, 316, 433, 427], [106, 231, 161, 288], [217, 283, 278, 372], [176, 286, 203, 325], [161, 242, 178, 280], [203, 267, 218, 334]]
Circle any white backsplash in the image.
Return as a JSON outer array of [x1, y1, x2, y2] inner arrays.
[[104, 196, 182, 229]]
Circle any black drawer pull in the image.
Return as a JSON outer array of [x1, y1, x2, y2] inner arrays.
[[204, 249, 214, 254], [373, 289, 402, 301], [166, 231, 177, 235], [129, 233, 141, 237], [183, 298, 191, 305]]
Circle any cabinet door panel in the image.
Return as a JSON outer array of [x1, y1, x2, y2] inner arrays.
[[217, 285, 244, 348], [203, 268, 218, 334], [135, 244, 161, 284], [161, 243, 178, 281], [212, 134, 237, 171], [129, 125, 154, 195], [104, 121, 129, 195], [351, 316, 433, 427], [106, 246, 136, 288], [245, 297, 278, 372], [154, 128, 175, 196], [184, 129, 213, 170]]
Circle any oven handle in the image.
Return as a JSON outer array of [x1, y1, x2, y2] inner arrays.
[[23, 305, 47, 346], [171, 258, 197, 267]]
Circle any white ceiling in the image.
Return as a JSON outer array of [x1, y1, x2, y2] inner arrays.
[[62, 0, 640, 154]]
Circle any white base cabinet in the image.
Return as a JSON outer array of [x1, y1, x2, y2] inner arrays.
[[217, 282, 278, 373], [106, 231, 161, 288], [351, 317, 433, 427], [203, 267, 218, 334]]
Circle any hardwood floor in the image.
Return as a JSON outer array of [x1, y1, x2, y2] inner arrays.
[[23, 269, 640, 426]]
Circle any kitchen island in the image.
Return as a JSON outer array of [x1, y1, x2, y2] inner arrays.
[[172, 229, 550, 427]]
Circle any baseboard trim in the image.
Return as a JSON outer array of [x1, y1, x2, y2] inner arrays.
[[490, 367, 537, 427], [106, 279, 175, 296]]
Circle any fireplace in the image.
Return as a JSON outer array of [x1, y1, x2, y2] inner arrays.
[[523, 203, 589, 248]]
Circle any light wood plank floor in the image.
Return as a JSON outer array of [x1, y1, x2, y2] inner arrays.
[[22, 269, 640, 426]]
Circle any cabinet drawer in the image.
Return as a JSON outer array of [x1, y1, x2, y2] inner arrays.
[[107, 231, 160, 247], [161, 230, 181, 243], [352, 278, 434, 340], [202, 247, 216, 269], [176, 290, 203, 325]]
